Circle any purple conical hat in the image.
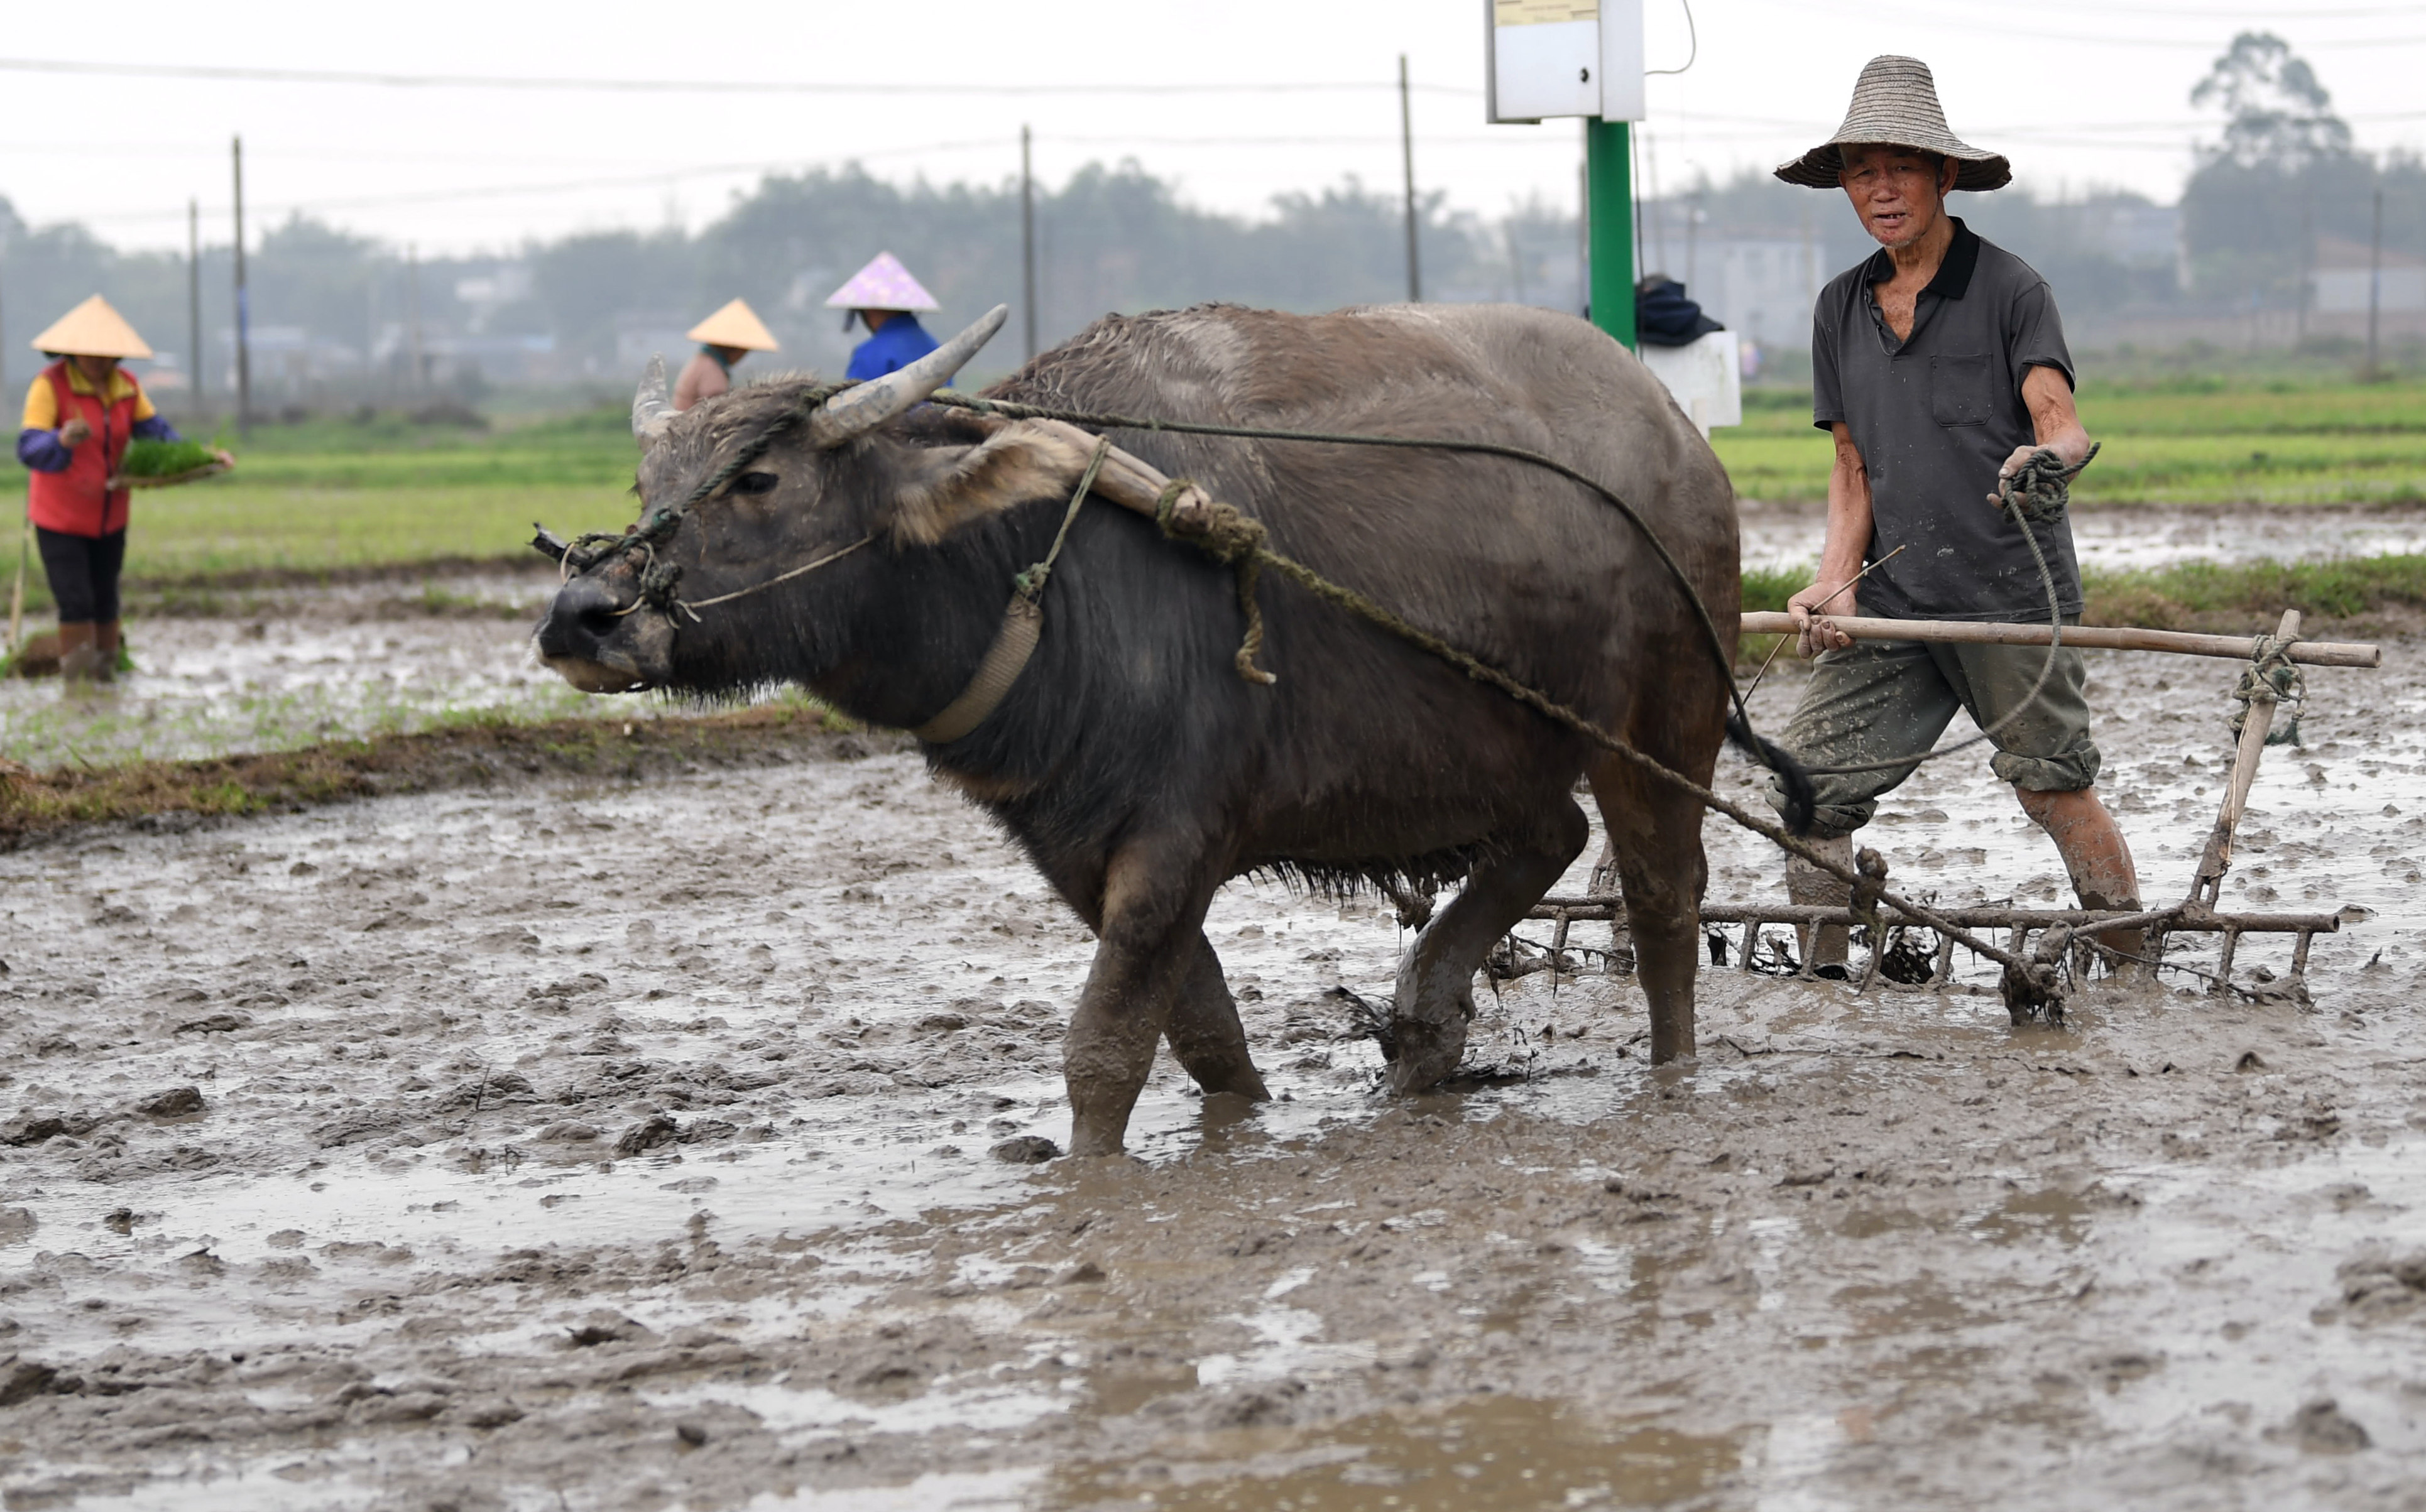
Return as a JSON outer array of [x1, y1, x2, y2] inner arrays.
[[824, 252, 940, 312]]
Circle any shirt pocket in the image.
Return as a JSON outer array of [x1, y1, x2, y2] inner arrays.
[[1928, 353, 1995, 427]]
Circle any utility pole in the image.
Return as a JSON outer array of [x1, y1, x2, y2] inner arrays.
[[407, 244, 425, 394], [1576, 147, 1589, 317], [2368, 184, 2385, 380], [232, 135, 252, 436], [1584, 119, 1637, 349], [187, 199, 204, 404], [1020, 124, 1037, 362], [1399, 54, 1421, 302]]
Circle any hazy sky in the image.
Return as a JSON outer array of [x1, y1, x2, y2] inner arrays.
[[7, 0, 2425, 256]]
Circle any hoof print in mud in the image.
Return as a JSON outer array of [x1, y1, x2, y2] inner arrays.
[[990, 1135, 1061, 1164]]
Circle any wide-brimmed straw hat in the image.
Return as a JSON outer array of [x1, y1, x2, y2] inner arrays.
[[686, 298, 780, 352], [29, 294, 154, 360], [1774, 55, 2011, 193], [824, 253, 939, 313]]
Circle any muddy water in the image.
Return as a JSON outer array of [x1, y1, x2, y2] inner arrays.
[[1740, 499, 2426, 574], [3, 638, 2423, 1509], [0, 571, 645, 770]]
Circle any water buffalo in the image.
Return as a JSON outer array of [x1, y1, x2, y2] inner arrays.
[[537, 301, 1737, 1156]]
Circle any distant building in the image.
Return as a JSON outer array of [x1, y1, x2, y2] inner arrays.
[[2310, 234, 2426, 315], [1668, 238, 1825, 351]]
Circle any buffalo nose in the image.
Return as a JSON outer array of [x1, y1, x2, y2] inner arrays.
[[537, 576, 631, 661]]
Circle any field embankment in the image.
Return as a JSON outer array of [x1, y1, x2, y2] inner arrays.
[[0, 702, 885, 851]]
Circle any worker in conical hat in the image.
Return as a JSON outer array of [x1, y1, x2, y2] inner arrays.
[[673, 298, 780, 412], [17, 295, 209, 682], [827, 253, 943, 382]]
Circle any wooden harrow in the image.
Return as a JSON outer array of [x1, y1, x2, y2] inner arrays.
[[1530, 610, 2381, 1001]]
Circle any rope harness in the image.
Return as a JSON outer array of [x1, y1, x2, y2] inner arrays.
[[2229, 633, 2305, 748], [538, 381, 2140, 1014]]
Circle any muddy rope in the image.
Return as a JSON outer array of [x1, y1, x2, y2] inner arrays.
[[2229, 634, 2305, 748], [1140, 464, 2065, 1009]]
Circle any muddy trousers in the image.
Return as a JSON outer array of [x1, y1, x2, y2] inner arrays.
[[1764, 631, 2111, 967], [1766, 631, 2103, 840]]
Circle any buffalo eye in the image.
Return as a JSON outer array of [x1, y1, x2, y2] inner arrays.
[[731, 471, 780, 496]]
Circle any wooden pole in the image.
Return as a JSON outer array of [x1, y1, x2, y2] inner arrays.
[[2189, 608, 2302, 908], [8, 518, 25, 656], [1737, 611, 2378, 668], [1399, 55, 1421, 303]]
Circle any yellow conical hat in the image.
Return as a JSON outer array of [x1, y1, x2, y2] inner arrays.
[[685, 298, 779, 352], [30, 295, 153, 360]]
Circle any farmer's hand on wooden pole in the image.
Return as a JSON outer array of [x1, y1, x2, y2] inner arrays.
[[1788, 579, 1857, 658], [58, 418, 91, 447]]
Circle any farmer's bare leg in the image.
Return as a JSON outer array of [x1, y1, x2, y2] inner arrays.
[[2017, 783, 2145, 965], [1788, 836, 1857, 969], [1590, 754, 1715, 1065], [1389, 798, 1589, 1094], [1161, 931, 1270, 1101], [1062, 835, 1220, 1156]]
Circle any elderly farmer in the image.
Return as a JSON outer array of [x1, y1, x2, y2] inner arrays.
[[1771, 55, 2140, 969], [16, 296, 199, 682], [672, 298, 780, 412], [827, 253, 943, 381]]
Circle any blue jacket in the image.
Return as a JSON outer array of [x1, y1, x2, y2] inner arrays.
[[844, 316, 941, 382]]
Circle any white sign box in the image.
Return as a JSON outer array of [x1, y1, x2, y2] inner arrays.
[[1486, 0, 1644, 123]]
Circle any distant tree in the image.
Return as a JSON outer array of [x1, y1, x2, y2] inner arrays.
[[2190, 31, 2353, 171], [2182, 32, 2366, 311]]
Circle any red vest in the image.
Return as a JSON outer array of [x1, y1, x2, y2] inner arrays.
[[27, 360, 137, 537]]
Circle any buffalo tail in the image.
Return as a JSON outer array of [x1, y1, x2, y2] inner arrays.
[[1727, 711, 1817, 837]]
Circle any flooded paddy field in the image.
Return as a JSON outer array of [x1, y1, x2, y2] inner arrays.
[[2, 592, 2423, 1509], [1740, 499, 2426, 575]]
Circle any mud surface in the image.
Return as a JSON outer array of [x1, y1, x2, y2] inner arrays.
[[1, 568, 625, 771], [3, 635, 2423, 1509], [1741, 500, 2426, 574]]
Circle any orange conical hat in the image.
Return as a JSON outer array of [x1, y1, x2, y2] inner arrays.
[[30, 295, 153, 360], [685, 298, 780, 352]]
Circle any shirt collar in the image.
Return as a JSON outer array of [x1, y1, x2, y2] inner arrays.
[[1861, 216, 1981, 301]]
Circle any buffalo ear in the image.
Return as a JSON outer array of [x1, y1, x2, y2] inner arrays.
[[888, 423, 1097, 546]]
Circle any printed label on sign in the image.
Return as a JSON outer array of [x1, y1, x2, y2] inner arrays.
[[1495, 0, 1598, 24]]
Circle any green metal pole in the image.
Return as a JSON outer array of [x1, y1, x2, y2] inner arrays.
[[1585, 119, 1637, 351]]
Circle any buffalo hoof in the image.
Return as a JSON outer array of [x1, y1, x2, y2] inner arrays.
[[1384, 1017, 1468, 1095]]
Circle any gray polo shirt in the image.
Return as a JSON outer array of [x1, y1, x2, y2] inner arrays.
[[1811, 219, 2079, 623]]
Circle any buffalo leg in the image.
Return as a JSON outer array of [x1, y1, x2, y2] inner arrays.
[[1389, 798, 1590, 1094], [1063, 838, 1221, 1157], [1163, 932, 1270, 1101], [1589, 754, 1715, 1066]]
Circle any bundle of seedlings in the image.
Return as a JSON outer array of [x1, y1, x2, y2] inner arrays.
[[111, 436, 232, 487]]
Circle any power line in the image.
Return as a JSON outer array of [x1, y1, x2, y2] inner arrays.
[[0, 55, 1484, 97]]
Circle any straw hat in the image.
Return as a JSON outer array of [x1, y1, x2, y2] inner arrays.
[[686, 298, 780, 352], [29, 295, 154, 360], [1774, 55, 2011, 193], [824, 253, 939, 313]]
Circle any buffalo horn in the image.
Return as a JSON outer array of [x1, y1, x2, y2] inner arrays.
[[807, 304, 1010, 450], [631, 354, 677, 447]]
